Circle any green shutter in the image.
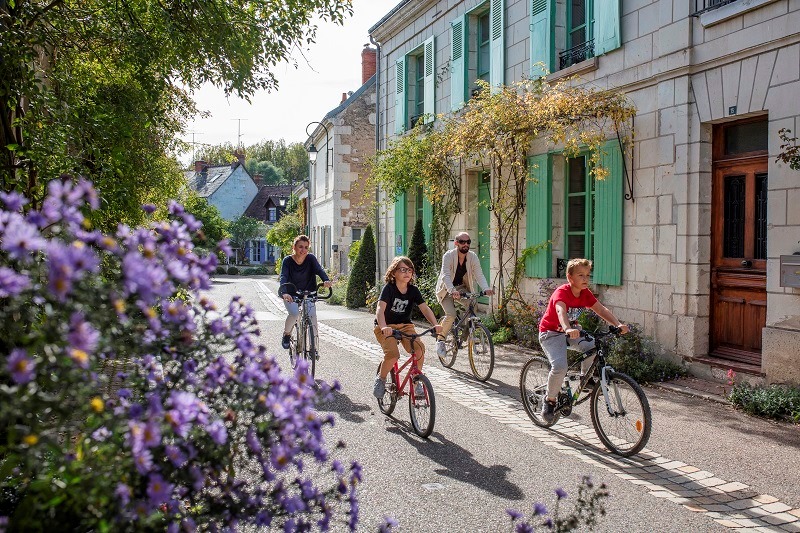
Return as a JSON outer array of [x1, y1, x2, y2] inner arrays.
[[594, 0, 621, 55], [593, 140, 623, 285], [395, 57, 406, 135], [526, 154, 552, 277], [423, 37, 435, 123], [450, 15, 468, 111], [422, 193, 433, 245], [490, 0, 505, 89], [394, 192, 407, 255], [530, 0, 554, 77]]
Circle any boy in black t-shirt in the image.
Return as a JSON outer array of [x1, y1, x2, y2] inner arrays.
[[373, 256, 442, 399]]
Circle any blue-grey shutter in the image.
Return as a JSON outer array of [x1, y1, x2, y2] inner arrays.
[[423, 36, 435, 123], [490, 0, 505, 89], [593, 140, 623, 285], [395, 57, 406, 134], [450, 15, 467, 111], [594, 0, 621, 55], [526, 154, 552, 277], [530, 0, 554, 77]]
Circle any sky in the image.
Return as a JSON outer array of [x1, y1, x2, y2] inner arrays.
[[181, 0, 399, 164]]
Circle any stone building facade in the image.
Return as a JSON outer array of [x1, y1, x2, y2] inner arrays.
[[369, 0, 800, 384], [306, 47, 377, 274]]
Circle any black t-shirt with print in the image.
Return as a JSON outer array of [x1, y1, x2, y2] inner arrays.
[[379, 283, 425, 325]]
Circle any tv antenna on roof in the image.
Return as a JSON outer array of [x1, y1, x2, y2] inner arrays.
[[231, 118, 248, 149]]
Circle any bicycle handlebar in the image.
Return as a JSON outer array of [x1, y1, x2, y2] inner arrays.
[[458, 290, 489, 298], [568, 325, 623, 343], [391, 326, 439, 341], [279, 282, 333, 301]]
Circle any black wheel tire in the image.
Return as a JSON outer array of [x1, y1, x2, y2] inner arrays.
[[289, 323, 301, 370], [304, 322, 316, 378], [409, 374, 436, 438], [376, 363, 397, 416], [468, 322, 495, 382], [438, 329, 458, 368], [520, 356, 559, 427], [590, 370, 652, 457]]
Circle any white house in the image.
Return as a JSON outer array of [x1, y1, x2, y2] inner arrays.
[[184, 154, 259, 222]]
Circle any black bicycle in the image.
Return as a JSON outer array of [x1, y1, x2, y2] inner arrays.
[[279, 282, 332, 378], [437, 290, 495, 381], [519, 326, 652, 457]]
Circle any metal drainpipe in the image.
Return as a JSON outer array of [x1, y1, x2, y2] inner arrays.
[[370, 34, 382, 281]]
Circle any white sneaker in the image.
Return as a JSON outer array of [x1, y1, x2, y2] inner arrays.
[[436, 340, 447, 358]]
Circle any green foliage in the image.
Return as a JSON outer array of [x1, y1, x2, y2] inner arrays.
[[327, 275, 349, 306], [365, 284, 381, 314], [198, 139, 308, 186], [348, 239, 362, 265], [346, 225, 376, 309], [227, 266, 240, 275], [729, 383, 800, 422], [240, 266, 272, 276], [214, 266, 228, 275], [493, 327, 513, 344], [228, 216, 268, 251], [414, 272, 443, 318], [2, 0, 353, 229], [247, 160, 284, 185], [481, 314, 501, 333], [181, 194, 230, 255], [777, 128, 800, 171], [408, 218, 429, 278], [266, 210, 304, 260], [599, 322, 687, 383]]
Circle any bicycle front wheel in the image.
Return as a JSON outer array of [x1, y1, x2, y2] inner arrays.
[[409, 375, 436, 438], [303, 322, 316, 378], [376, 363, 397, 416], [520, 356, 558, 427], [289, 323, 301, 370], [468, 322, 495, 382], [438, 329, 458, 368], [590, 370, 651, 457]]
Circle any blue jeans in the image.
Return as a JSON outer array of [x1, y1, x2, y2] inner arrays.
[[284, 300, 318, 345]]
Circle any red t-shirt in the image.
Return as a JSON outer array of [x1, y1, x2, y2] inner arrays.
[[538, 283, 598, 332]]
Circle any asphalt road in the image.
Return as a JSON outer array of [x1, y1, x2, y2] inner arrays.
[[205, 275, 800, 532]]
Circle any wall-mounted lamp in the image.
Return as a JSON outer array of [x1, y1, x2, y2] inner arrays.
[[305, 121, 333, 172]]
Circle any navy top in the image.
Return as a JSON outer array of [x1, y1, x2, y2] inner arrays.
[[278, 254, 329, 296]]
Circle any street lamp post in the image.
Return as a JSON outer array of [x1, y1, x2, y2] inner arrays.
[[305, 121, 333, 172]]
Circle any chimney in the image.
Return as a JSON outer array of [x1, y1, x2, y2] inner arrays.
[[253, 173, 263, 188], [194, 160, 207, 173], [232, 150, 246, 169], [341, 92, 348, 103], [361, 45, 377, 85]]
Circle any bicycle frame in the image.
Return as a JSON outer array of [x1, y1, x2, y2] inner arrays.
[[390, 350, 424, 398], [450, 292, 483, 338], [554, 328, 621, 416]]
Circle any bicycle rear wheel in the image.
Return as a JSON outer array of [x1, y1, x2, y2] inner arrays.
[[520, 356, 559, 427], [376, 363, 397, 415], [438, 329, 458, 368], [590, 370, 651, 457], [468, 322, 495, 382], [289, 323, 301, 370], [408, 375, 436, 438], [303, 322, 316, 378]]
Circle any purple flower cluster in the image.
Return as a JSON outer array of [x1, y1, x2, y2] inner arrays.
[[0, 178, 361, 531]]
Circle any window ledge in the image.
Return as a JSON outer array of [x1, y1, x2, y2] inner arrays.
[[547, 56, 599, 82], [698, 0, 780, 26]]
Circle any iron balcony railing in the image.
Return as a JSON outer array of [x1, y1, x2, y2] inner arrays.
[[692, 0, 739, 15], [559, 39, 595, 70]]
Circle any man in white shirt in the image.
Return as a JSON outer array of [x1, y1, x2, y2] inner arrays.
[[434, 232, 494, 356]]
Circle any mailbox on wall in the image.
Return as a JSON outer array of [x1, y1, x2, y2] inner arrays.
[[779, 255, 800, 288]]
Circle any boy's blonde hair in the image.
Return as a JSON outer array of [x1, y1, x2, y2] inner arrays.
[[566, 258, 592, 276], [384, 256, 416, 284]]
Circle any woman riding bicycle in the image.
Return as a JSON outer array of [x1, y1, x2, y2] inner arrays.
[[278, 235, 332, 350], [373, 256, 441, 399]]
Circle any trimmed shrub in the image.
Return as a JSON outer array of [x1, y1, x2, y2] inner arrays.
[[602, 322, 687, 383], [214, 266, 227, 275], [328, 275, 348, 306], [227, 266, 240, 275], [407, 218, 428, 278], [346, 225, 376, 309]]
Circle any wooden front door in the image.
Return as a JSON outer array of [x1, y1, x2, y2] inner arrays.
[[710, 158, 768, 365]]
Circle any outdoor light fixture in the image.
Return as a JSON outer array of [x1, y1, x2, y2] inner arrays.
[[305, 121, 333, 172]]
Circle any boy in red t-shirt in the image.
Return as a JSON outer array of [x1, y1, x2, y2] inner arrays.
[[538, 258, 629, 423]]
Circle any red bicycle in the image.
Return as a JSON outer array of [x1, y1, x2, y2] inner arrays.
[[375, 326, 437, 438]]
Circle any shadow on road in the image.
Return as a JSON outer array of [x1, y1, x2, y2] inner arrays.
[[384, 424, 525, 500], [318, 388, 372, 424]]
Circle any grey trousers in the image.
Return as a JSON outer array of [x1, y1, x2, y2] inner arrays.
[[539, 330, 596, 400]]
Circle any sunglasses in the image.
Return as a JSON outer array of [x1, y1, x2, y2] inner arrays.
[[397, 267, 415, 274], [456, 239, 471, 245]]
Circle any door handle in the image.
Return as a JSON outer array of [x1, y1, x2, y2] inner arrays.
[[741, 260, 752, 268]]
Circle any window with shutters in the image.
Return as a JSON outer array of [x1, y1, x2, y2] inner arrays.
[[411, 53, 425, 128], [563, 0, 594, 70], [565, 155, 595, 261], [477, 13, 491, 85], [397, 37, 435, 131]]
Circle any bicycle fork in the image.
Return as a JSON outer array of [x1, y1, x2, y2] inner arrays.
[[599, 367, 626, 417]]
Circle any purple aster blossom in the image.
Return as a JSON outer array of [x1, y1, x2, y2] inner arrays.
[[246, 428, 262, 454], [350, 462, 363, 484], [506, 509, 523, 521], [1, 216, 46, 260], [378, 517, 398, 533], [67, 312, 100, 353], [7, 349, 35, 384], [0, 191, 27, 212], [146, 473, 173, 506], [115, 483, 132, 506], [255, 511, 272, 527], [91, 427, 111, 442], [532, 502, 548, 516], [217, 239, 232, 258], [0, 267, 30, 298], [133, 448, 154, 475], [165, 445, 187, 467], [515, 523, 534, 533], [180, 212, 202, 233], [142, 204, 157, 214], [142, 421, 162, 448], [181, 518, 197, 532], [167, 200, 184, 216], [122, 253, 170, 302], [555, 487, 568, 499], [206, 420, 227, 445]]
